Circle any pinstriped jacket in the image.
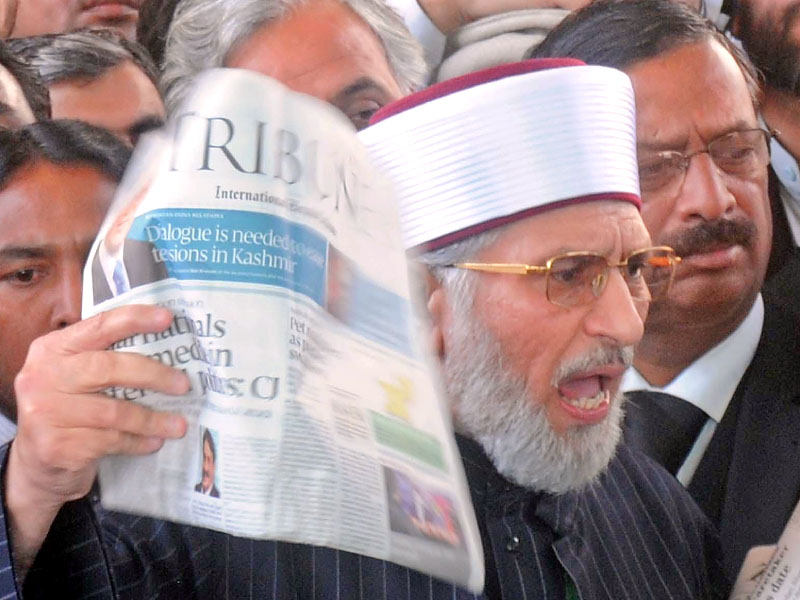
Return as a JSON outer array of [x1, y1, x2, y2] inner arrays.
[[1, 438, 728, 599]]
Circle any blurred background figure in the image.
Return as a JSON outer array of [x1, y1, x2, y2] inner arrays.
[[9, 29, 164, 145], [0, 120, 130, 445], [387, 0, 592, 81], [0, 0, 17, 38], [6, 0, 142, 41], [0, 38, 47, 127], [136, 0, 182, 70], [160, 0, 427, 129], [731, 0, 800, 302]]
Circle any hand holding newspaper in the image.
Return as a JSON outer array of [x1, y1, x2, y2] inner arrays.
[[83, 68, 484, 592]]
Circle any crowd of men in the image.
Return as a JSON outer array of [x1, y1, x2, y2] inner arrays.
[[0, 0, 798, 597]]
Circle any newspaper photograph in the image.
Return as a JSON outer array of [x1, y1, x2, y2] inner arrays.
[[82, 68, 484, 592]]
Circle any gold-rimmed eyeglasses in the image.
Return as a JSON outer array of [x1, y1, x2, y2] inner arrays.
[[637, 128, 776, 203], [444, 246, 681, 308]]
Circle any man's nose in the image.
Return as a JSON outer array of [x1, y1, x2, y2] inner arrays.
[[584, 267, 645, 348], [51, 266, 83, 330], [675, 153, 737, 222]]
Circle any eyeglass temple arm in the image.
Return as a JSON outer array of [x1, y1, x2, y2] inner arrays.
[[644, 256, 681, 268], [450, 262, 546, 275]]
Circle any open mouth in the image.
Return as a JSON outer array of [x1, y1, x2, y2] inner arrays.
[[556, 364, 625, 420], [558, 376, 610, 410], [563, 387, 609, 411]]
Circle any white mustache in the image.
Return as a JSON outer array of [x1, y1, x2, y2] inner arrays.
[[551, 345, 634, 388]]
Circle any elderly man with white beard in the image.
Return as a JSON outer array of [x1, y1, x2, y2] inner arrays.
[[361, 58, 731, 598], [1, 60, 728, 599]]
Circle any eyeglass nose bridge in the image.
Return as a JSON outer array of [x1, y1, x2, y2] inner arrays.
[[591, 261, 659, 305], [590, 270, 609, 298], [679, 147, 712, 171], [669, 147, 736, 205]]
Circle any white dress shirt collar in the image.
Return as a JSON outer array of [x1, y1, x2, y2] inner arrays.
[[622, 294, 764, 422]]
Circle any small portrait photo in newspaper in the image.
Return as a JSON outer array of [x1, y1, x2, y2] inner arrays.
[[194, 427, 221, 499]]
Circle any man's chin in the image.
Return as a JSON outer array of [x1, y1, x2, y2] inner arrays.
[[444, 300, 626, 495], [478, 393, 624, 495]]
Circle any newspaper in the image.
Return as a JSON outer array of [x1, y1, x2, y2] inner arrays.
[[82, 68, 484, 592], [731, 500, 800, 600]]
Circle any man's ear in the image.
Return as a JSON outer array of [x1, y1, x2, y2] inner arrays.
[[423, 269, 450, 360]]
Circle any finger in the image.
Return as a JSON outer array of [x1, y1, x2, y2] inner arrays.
[[59, 350, 190, 396], [75, 428, 168, 459], [15, 428, 169, 478], [21, 393, 187, 440], [55, 305, 175, 355]]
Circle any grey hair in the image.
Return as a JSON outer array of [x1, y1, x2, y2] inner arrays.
[[415, 226, 506, 309], [7, 29, 160, 87], [161, 0, 428, 115]]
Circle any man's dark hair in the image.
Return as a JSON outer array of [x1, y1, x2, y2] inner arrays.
[[7, 28, 160, 88], [137, 0, 184, 70], [529, 0, 760, 108], [0, 119, 132, 190], [202, 428, 216, 460], [0, 39, 51, 121]]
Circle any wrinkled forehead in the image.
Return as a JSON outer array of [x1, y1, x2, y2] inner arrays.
[[626, 40, 758, 146]]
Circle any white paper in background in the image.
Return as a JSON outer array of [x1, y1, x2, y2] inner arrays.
[[740, 499, 800, 600], [84, 68, 484, 593], [731, 546, 777, 600]]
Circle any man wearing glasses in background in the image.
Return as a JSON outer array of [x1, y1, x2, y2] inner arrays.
[[533, 0, 800, 581]]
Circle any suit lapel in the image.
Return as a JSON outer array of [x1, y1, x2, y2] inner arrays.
[[689, 302, 800, 575]]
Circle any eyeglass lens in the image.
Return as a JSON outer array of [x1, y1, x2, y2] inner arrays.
[[545, 249, 675, 307], [637, 129, 769, 200]]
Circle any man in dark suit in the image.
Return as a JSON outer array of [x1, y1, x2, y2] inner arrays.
[[90, 184, 168, 305], [533, 0, 800, 579], [193, 428, 220, 498], [91, 238, 169, 305], [2, 58, 728, 599]]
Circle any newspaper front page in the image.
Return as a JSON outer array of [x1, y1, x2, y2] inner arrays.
[[83, 68, 484, 592]]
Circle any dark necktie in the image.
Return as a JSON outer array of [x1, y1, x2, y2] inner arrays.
[[112, 259, 130, 295], [624, 390, 708, 475]]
